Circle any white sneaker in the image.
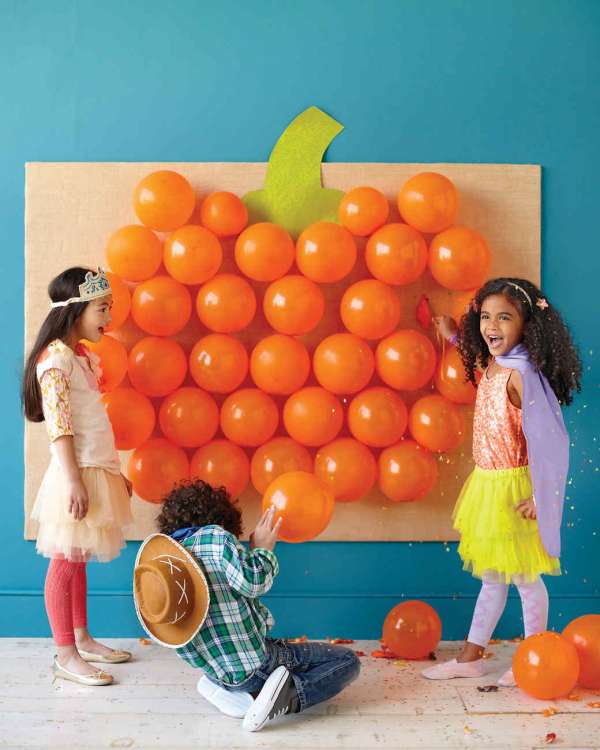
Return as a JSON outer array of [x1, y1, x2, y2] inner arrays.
[[242, 666, 297, 732], [196, 674, 254, 718], [497, 668, 516, 687], [421, 658, 486, 680]]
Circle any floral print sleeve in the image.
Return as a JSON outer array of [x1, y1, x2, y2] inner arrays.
[[40, 368, 74, 442]]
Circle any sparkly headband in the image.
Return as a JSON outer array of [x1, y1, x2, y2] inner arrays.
[[505, 282, 549, 311], [50, 268, 112, 309]]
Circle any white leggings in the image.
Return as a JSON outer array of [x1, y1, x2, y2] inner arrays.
[[467, 571, 549, 649]]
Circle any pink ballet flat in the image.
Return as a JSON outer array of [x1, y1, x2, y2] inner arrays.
[[421, 658, 486, 680]]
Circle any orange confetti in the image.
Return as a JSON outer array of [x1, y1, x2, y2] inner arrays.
[[393, 660, 408, 668], [371, 649, 396, 659], [287, 635, 308, 643], [566, 693, 582, 701], [328, 638, 354, 644], [587, 701, 600, 709], [543, 707, 558, 717], [463, 725, 473, 734], [544, 732, 557, 744], [482, 652, 495, 659], [139, 637, 151, 646], [354, 650, 366, 657], [489, 638, 502, 645]]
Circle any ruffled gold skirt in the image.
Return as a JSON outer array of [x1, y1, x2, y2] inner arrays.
[[31, 462, 132, 562]]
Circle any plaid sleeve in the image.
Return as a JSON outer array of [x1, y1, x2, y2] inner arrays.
[[220, 533, 279, 599], [39, 369, 74, 442]]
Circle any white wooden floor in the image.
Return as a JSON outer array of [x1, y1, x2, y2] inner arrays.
[[1, 638, 599, 749]]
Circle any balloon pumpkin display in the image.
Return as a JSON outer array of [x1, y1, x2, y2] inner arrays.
[[100, 107, 491, 538]]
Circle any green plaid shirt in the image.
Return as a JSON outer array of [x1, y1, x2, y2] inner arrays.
[[175, 525, 279, 685]]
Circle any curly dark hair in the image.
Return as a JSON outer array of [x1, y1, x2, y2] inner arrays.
[[156, 479, 243, 537], [456, 277, 582, 405]]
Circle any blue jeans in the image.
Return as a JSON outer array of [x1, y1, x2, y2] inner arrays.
[[215, 638, 361, 712]]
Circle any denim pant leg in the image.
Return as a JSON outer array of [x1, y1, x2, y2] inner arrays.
[[278, 641, 361, 712]]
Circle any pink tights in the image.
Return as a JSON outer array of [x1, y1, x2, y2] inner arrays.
[[44, 559, 88, 646]]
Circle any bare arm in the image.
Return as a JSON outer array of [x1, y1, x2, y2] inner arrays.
[[52, 436, 89, 521]]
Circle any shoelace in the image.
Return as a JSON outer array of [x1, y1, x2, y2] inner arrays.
[[269, 706, 289, 720]]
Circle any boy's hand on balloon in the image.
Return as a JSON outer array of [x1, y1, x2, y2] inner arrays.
[[250, 506, 283, 551], [433, 315, 458, 343], [515, 498, 537, 519]]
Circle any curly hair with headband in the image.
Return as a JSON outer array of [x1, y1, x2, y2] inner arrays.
[[456, 277, 582, 405]]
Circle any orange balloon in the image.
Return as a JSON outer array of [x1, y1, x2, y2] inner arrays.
[[220, 388, 279, 447], [262, 471, 335, 543], [190, 440, 250, 499], [235, 222, 295, 282], [283, 387, 344, 447], [376, 330, 437, 390], [251, 437, 313, 495], [83, 335, 127, 393], [102, 388, 155, 451], [159, 387, 219, 448], [563, 614, 600, 689], [128, 437, 190, 503], [409, 394, 465, 453], [513, 632, 579, 700], [429, 226, 491, 291], [365, 223, 428, 286], [340, 279, 401, 340], [164, 225, 222, 285], [200, 191, 248, 237], [450, 289, 476, 325], [382, 601, 442, 659], [378, 440, 439, 502], [263, 275, 325, 335], [131, 275, 192, 336], [347, 387, 408, 447], [128, 337, 187, 397], [338, 186, 389, 236], [106, 225, 162, 282], [133, 170, 195, 232], [104, 272, 131, 332], [315, 438, 377, 502], [435, 345, 476, 405], [196, 274, 256, 333], [189, 334, 248, 393], [250, 335, 310, 395], [397, 172, 458, 233], [313, 333, 375, 395], [296, 222, 357, 283]]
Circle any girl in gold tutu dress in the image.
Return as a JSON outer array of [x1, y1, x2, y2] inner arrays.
[[422, 278, 581, 686], [22, 268, 133, 686]]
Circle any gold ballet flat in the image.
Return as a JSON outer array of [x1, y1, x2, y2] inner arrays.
[[52, 656, 113, 686], [78, 647, 132, 664]]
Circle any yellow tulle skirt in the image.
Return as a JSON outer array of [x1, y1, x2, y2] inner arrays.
[[453, 465, 560, 583], [31, 462, 132, 563]]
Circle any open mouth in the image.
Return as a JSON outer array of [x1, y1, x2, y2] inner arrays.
[[487, 335, 504, 350]]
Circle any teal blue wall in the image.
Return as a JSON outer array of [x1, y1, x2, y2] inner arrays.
[[1, 0, 598, 639]]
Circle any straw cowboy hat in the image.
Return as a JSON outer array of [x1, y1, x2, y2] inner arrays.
[[133, 533, 210, 648]]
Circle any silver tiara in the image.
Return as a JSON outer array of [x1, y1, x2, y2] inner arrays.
[[50, 268, 112, 309]]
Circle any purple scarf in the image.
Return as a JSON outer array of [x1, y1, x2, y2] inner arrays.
[[495, 344, 569, 558]]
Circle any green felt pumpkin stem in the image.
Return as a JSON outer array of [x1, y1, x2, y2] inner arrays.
[[242, 106, 345, 238]]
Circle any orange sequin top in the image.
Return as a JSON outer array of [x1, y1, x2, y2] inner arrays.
[[472, 365, 528, 470]]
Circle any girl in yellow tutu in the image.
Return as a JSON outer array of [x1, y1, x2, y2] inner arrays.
[[423, 278, 581, 686], [22, 268, 133, 686]]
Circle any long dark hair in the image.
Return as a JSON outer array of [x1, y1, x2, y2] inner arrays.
[[22, 267, 92, 422], [457, 277, 582, 405]]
